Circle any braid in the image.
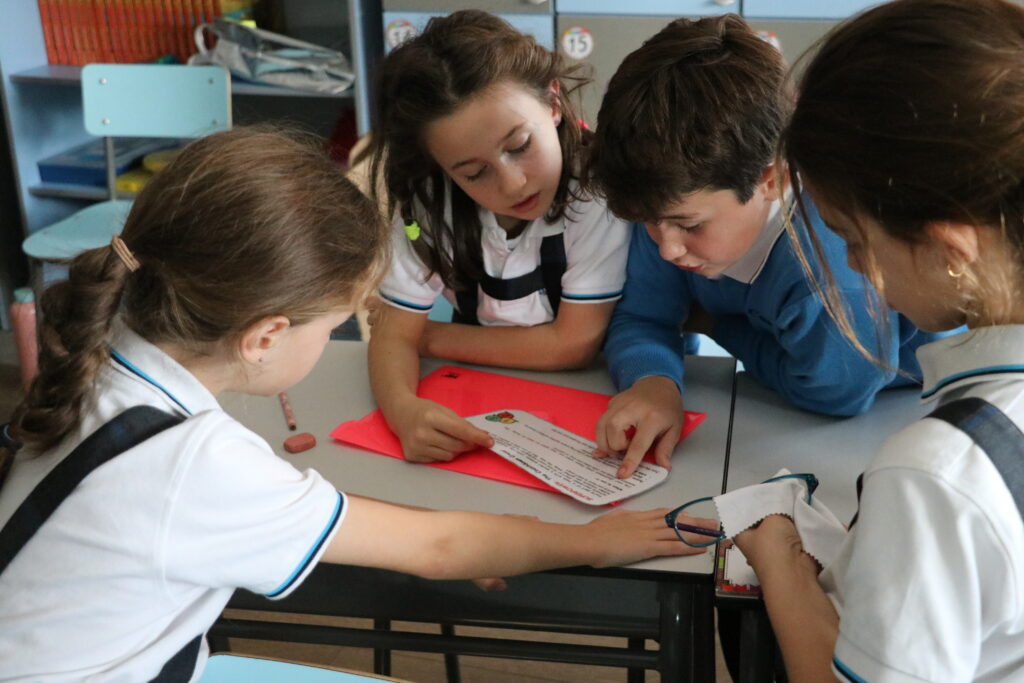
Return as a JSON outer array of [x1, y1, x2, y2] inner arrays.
[[10, 244, 132, 452]]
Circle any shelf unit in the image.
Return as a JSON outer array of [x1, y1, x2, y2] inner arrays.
[[0, 0, 382, 327]]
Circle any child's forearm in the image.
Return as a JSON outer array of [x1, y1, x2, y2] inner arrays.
[[421, 302, 614, 370], [421, 321, 584, 369], [414, 511, 598, 579], [368, 331, 422, 423], [326, 497, 601, 578], [756, 552, 840, 683]]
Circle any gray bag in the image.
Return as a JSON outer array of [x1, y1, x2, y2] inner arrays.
[[189, 19, 355, 96]]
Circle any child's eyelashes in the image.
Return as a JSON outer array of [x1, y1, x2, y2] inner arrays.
[[461, 138, 532, 182], [674, 223, 701, 233], [508, 137, 532, 155]]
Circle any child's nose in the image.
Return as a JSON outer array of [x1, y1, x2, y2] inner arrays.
[[500, 165, 528, 196], [656, 228, 688, 261]]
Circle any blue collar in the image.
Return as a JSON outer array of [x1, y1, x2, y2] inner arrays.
[[917, 326, 1024, 401], [110, 349, 192, 416]]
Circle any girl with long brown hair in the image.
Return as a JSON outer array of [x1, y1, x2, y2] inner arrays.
[[734, 1, 1024, 680], [0, 126, 706, 680], [367, 10, 631, 464]]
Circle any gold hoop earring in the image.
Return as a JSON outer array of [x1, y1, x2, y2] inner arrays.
[[947, 264, 964, 279]]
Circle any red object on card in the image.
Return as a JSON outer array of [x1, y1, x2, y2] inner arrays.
[[331, 366, 706, 494]]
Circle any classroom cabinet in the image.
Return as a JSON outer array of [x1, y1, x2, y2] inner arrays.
[[382, 0, 553, 52], [383, 9, 554, 51], [0, 0, 383, 325], [556, 3, 847, 122], [743, 0, 883, 20], [385, 0, 550, 13], [555, 0, 735, 15], [744, 18, 837, 70], [556, 14, 676, 125]]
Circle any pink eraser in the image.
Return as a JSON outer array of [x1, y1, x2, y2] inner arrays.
[[284, 432, 317, 453]]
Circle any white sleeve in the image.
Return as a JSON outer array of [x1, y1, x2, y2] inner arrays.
[[160, 415, 346, 600], [560, 201, 630, 303], [831, 450, 1005, 681], [378, 212, 444, 314]]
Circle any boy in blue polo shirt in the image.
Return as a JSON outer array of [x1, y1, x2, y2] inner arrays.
[[587, 14, 950, 479]]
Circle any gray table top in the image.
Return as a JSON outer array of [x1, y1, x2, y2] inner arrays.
[[727, 372, 929, 524], [220, 341, 737, 576]]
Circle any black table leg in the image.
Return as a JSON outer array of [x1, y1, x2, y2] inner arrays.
[[373, 618, 391, 676], [627, 637, 645, 683], [738, 607, 774, 683], [441, 623, 461, 683], [657, 582, 691, 681], [692, 584, 716, 682]]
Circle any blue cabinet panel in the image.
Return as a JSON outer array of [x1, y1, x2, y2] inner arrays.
[[384, 10, 554, 51], [555, 0, 735, 16], [743, 0, 883, 20]]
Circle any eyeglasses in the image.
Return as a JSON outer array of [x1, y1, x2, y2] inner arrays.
[[664, 473, 819, 548]]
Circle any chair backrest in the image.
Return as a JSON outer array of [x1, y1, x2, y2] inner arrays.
[[81, 64, 231, 139]]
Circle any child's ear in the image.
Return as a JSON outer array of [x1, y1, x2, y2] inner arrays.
[[926, 221, 981, 273], [238, 315, 291, 365], [757, 164, 786, 201], [548, 80, 563, 127]]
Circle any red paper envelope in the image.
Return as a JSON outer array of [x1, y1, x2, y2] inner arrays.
[[331, 365, 706, 494]]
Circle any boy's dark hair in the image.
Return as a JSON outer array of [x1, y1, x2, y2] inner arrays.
[[588, 14, 788, 221], [369, 10, 589, 292]]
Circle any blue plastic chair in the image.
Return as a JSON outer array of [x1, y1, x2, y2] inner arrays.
[[22, 64, 231, 261], [199, 653, 410, 683]]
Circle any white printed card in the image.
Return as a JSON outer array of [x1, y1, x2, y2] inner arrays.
[[465, 409, 668, 506]]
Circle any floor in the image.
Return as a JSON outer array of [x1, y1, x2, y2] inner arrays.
[[0, 329, 734, 682]]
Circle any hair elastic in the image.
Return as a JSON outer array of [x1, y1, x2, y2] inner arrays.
[[110, 235, 140, 272]]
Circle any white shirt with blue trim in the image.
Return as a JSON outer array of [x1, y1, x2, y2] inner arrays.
[[379, 184, 630, 326], [0, 323, 346, 682], [820, 326, 1024, 682]]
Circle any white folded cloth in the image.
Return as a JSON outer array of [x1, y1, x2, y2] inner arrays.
[[713, 468, 848, 567]]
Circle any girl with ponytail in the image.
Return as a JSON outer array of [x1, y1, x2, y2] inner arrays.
[[0, 126, 700, 680]]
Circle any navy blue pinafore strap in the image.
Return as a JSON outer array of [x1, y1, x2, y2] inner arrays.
[[927, 397, 1024, 514], [453, 232, 567, 325], [0, 406, 202, 682], [850, 396, 1024, 528]]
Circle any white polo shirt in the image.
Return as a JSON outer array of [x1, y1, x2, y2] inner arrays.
[[0, 324, 346, 682], [379, 184, 630, 326], [820, 326, 1024, 682]]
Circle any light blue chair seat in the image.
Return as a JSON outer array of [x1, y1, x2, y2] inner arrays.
[[199, 654, 408, 682], [22, 200, 132, 261]]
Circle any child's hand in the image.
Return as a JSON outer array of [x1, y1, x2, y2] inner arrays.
[[594, 376, 683, 479], [585, 507, 708, 567], [733, 515, 812, 574], [393, 396, 494, 463]]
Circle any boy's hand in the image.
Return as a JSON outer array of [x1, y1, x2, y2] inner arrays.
[[393, 396, 494, 463], [594, 376, 683, 479], [584, 507, 707, 567]]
